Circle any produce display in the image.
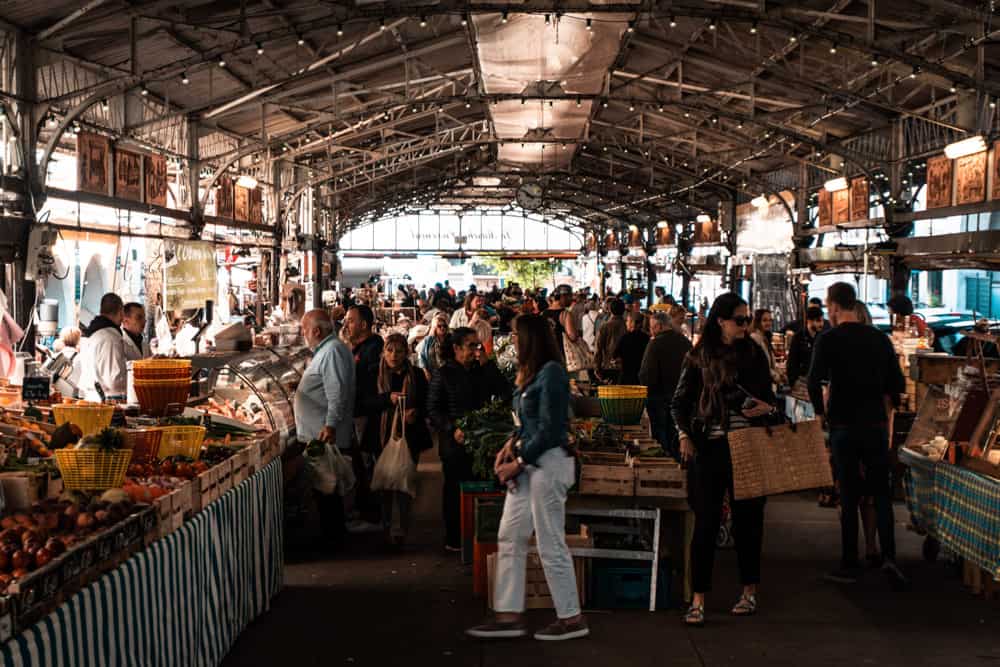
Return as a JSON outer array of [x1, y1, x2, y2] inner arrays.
[[458, 401, 514, 481]]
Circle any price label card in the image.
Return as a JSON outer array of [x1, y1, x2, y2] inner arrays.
[[21, 377, 50, 402]]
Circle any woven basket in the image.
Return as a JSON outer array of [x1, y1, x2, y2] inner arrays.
[[157, 425, 205, 460], [133, 367, 191, 381], [123, 428, 164, 464], [133, 359, 191, 370], [55, 449, 131, 490], [597, 385, 647, 425], [134, 379, 189, 417], [52, 403, 115, 437]]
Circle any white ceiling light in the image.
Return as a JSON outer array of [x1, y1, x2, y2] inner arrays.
[[696, 213, 711, 223], [236, 175, 258, 189], [656, 221, 669, 228], [944, 135, 986, 159], [751, 194, 769, 208], [824, 176, 848, 192]]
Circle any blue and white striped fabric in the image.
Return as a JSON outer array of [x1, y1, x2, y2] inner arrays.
[[0, 459, 283, 667]]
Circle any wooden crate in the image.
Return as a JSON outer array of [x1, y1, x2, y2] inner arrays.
[[153, 483, 195, 540], [215, 459, 234, 497], [193, 466, 220, 512], [578, 452, 634, 496], [230, 447, 252, 486], [633, 458, 686, 498], [486, 552, 588, 610]]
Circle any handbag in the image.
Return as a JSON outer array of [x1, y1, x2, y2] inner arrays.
[[727, 418, 831, 500], [370, 400, 419, 497]]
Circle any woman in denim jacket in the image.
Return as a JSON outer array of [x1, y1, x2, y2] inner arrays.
[[467, 314, 589, 642]]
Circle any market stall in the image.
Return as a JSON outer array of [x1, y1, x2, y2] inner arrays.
[[0, 352, 292, 664]]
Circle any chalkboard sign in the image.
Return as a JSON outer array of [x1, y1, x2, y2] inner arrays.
[[21, 377, 50, 402]]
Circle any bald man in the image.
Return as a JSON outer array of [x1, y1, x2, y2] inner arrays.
[[295, 309, 356, 449]]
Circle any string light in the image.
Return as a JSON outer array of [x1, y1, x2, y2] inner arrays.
[[218, 58, 226, 67], [501, 10, 508, 23], [586, 18, 592, 30], [380, 18, 385, 30], [750, 21, 757, 34], [461, 15, 467, 26], [627, 20, 635, 32], [297, 34, 305, 45], [256, 43, 263, 55], [419, 15, 427, 27], [829, 43, 837, 54], [337, 24, 344, 36], [181, 72, 189, 84], [708, 20, 716, 30], [140, 85, 149, 96], [669, 15, 677, 27]]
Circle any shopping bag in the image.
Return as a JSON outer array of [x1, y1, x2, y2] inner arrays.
[[329, 443, 356, 497], [371, 403, 418, 497], [305, 443, 339, 495], [727, 419, 831, 500]]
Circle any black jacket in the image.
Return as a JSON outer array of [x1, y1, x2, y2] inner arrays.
[[671, 337, 776, 445], [785, 328, 819, 388], [427, 359, 512, 457], [615, 330, 650, 385], [367, 367, 433, 459], [639, 330, 692, 399], [84, 315, 119, 337]]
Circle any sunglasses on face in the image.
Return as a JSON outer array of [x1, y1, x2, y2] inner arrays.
[[730, 316, 752, 326]]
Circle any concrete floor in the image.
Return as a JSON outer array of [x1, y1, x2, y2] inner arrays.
[[222, 463, 1000, 667]]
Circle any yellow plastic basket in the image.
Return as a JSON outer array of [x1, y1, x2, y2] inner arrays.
[[52, 403, 115, 437], [156, 425, 206, 460], [597, 385, 648, 425], [54, 449, 131, 490]]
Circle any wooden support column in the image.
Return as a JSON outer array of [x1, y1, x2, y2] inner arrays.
[[186, 116, 202, 236]]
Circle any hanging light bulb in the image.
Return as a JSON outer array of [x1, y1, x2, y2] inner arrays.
[[586, 18, 592, 30], [379, 18, 385, 30], [501, 10, 508, 23], [419, 15, 427, 27], [750, 21, 757, 34], [140, 85, 149, 96], [100, 98, 109, 110], [218, 58, 226, 67], [181, 72, 190, 84], [337, 24, 344, 36]]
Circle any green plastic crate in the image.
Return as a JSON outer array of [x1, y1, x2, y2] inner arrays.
[[589, 558, 673, 610]]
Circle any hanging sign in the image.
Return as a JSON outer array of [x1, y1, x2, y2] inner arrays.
[[926, 155, 953, 209], [163, 240, 217, 311], [77, 132, 110, 195], [849, 177, 869, 221], [832, 188, 850, 225], [235, 185, 251, 221], [692, 219, 720, 245], [249, 187, 263, 225], [955, 151, 986, 205], [145, 154, 168, 207], [654, 224, 674, 247], [817, 189, 832, 227], [216, 176, 235, 219], [992, 141, 1000, 201], [115, 149, 143, 201]]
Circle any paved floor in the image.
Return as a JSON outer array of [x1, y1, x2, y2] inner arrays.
[[223, 465, 1000, 667]]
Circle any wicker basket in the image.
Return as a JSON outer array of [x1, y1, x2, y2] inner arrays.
[[133, 359, 192, 370], [134, 379, 190, 417], [133, 367, 191, 381], [52, 403, 115, 437], [597, 385, 647, 425], [123, 428, 164, 464], [157, 425, 206, 460], [55, 449, 131, 490]]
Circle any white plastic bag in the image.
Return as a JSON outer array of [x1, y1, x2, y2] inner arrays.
[[370, 404, 418, 497], [329, 443, 356, 497], [306, 443, 339, 495]]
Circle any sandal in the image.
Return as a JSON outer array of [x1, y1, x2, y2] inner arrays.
[[731, 593, 757, 616], [683, 604, 705, 627]]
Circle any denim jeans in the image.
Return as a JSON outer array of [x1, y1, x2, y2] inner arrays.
[[494, 447, 580, 618], [829, 425, 896, 566], [647, 396, 678, 458]]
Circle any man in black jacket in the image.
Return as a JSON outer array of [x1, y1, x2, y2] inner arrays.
[[639, 311, 691, 459], [808, 282, 907, 589], [344, 304, 384, 531], [786, 306, 825, 389]]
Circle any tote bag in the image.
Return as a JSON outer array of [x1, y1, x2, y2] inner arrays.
[[727, 419, 831, 500], [371, 401, 419, 497]]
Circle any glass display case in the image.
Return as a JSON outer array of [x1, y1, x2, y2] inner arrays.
[[198, 345, 309, 448]]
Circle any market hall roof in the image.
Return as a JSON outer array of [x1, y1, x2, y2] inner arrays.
[[3, 0, 999, 234]]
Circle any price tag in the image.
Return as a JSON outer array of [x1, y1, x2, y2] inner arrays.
[[21, 377, 50, 403]]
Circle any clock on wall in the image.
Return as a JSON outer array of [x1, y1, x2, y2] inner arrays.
[[515, 183, 544, 210]]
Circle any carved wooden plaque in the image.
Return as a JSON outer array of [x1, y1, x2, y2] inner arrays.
[[76, 131, 109, 195], [604, 231, 618, 250], [850, 177, 869, 221], [926, 155, 953, 209], [585, 232, 597, 253], [249, 187, 263, 225], [234, 185, 250, 221], [655, 224, 674, 246], [832, 188, 850, 225], [992, 141, 1000, 201], [817, 189, 832, 227], [216, 176, 234, 219], [115, 149, 143, 201], [144, 153, 168, 207], [955, 150, 986, 205]]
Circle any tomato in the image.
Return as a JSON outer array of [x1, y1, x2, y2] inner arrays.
[[160, 461, 175, 476], [175, 463, 192, 479]]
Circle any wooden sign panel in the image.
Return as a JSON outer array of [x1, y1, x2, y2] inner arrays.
[[832, 188, 850, 225], [926, 155, 953, 209], [817, 189, 832, 227], [115, 149, 143, 201], [955, 150, 987, 205], [850, 177, 869, 221], [627, 227, 644, 248], [585, 232, 597, 253], [992, 141, 1000, 201], [249, 187, 263, 225], [234, 185, 250, 221], [76, 131, 109, 195], [144, 154, 168, 207], [604, 231, 618, 250], [693, 220, 720, 245], [216, 176, 234, 218], [654, 224, 674, 246]]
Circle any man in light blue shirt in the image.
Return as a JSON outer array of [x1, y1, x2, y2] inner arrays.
[[295, 309, 356, 448]]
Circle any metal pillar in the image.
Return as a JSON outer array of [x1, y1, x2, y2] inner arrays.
[[271, 159, 283, 308], [12, 31, 35, 346], [186, 117, 202, 236], [312, 237, 323, 309]]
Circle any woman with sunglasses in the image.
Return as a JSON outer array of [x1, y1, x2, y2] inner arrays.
[[427, 327, 512, 552], [672, 292, 777, 626]]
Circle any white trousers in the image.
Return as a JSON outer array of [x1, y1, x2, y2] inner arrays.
[[494, 447, 581, 618]]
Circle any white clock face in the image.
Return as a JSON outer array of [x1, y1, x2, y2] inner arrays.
[[516, 183, 543, 210]]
